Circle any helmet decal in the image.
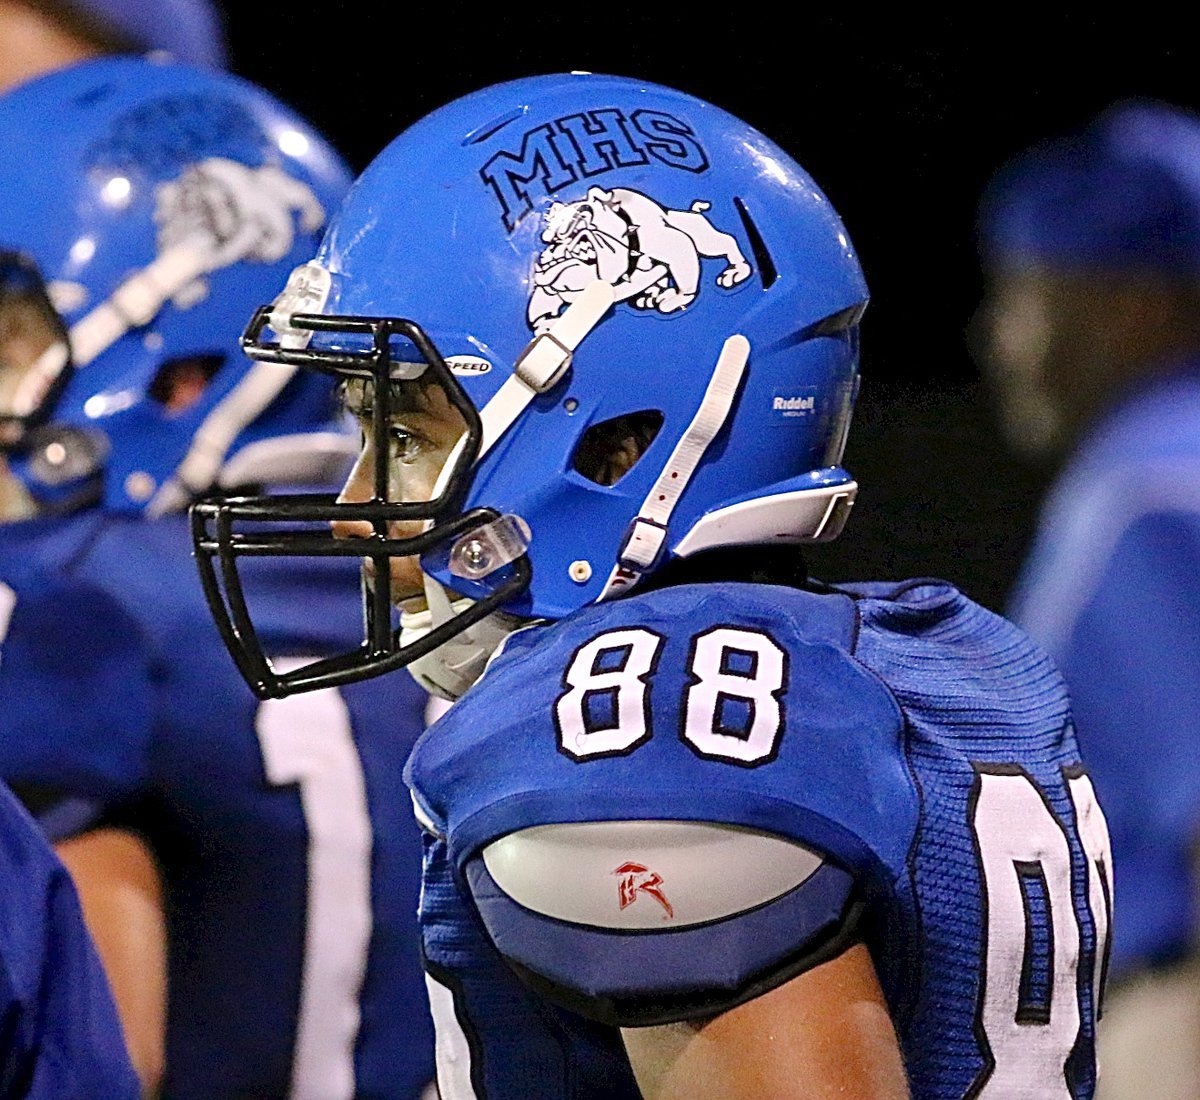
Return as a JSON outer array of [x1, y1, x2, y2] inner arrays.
[[528, 187, 752, 333], [480, 107, 709, 232], [85, 94, 264, 178], [154, 157, 327, 302]]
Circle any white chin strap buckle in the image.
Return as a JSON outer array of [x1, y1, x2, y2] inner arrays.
[[478, 279, 615, 458], [399, 575, 526, 701]]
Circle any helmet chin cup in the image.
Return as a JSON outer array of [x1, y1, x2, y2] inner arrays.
[[400, 580, 531, 701]]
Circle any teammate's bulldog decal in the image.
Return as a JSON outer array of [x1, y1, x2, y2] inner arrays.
[[528, 186, 752, 332], [154, 157, 326, 308]]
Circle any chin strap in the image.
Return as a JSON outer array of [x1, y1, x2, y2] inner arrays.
[[403, 281, 619, 699], [70, 241, 213, 368], [478, 280, 614, 458], [599, 333, 751, 601]]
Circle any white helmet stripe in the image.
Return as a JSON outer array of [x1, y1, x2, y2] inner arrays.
[[146, 358, 299, 515], [68, 241, 211, 368]]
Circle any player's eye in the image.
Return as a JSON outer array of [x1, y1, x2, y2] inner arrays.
[[388, 426, 424, 462]]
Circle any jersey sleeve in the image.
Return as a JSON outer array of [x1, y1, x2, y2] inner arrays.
[[0, 783, 140, 1099], [0, 575, 155, 840], [418, 824, 642, 1097], [407, 583, 915, 1027]]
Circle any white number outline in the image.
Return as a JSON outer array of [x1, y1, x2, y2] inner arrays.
[[554, 628, 665, 761], [967, 763, 1113, 1099], [554, 625, 790, 767], [681, 626, 789, 767]]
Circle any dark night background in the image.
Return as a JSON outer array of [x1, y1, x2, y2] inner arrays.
[[223, 11, 1199, 610]]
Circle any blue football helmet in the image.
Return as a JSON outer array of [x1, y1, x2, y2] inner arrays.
[[0, 56, 353, 516], [195, 73, 868, 699]]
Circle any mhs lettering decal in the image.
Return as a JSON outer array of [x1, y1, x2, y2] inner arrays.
[[481, 108, 709, 232]]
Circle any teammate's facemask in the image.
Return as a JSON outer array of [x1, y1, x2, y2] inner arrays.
[[0, 252, 73, 451], [192, 304, 533, 699]]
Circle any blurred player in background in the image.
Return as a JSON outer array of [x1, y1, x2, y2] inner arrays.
[[0, 703, 139, 1095], [978, 101, 1200, 1100], [0, 0, 224, 94], [0, 57, 435, 1097], [196, 73, 1113, 1099]]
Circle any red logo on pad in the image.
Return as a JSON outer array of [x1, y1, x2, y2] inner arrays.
[[614, 861, 674, 919]]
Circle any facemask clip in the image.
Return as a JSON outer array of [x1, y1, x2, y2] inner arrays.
[[447, 512, 532, 581]]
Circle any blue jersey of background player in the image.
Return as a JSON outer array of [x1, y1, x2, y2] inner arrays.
[[0, 778, 140, 1099], [0, 60, 434, 1097], [190, 75, 1116, 1097], [0, 568, 139, 1099], [979, 101, 1200, 981]]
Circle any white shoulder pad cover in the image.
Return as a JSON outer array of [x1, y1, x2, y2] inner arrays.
[[482, 820, 823, 930]]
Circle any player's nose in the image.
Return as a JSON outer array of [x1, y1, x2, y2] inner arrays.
[[332, 449, 377, 541]]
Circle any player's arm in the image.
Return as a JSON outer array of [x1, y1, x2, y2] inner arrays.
[[621, 943, 909, 1100], [56, 828, 167, 1097]]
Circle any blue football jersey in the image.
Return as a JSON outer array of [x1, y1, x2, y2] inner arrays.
[[0, 777, 139, 1098], [0, 513, 434, 1099], [1013, 366, 1200, 976], [407, 579, 1112, 1100]]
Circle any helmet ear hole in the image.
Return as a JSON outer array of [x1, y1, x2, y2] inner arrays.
[[148, 354, 224, 415], [572, 410, 664, 487]]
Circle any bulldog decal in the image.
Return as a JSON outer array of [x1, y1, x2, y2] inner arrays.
[[528, 186, 752, 332]]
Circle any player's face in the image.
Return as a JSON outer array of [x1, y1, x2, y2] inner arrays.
[[974, 269, 1067, 459], [977, 266, 1186, 458], [334, 374, 468, 611]]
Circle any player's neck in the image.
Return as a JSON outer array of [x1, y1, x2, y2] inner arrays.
[[640, 545, 810, 593]]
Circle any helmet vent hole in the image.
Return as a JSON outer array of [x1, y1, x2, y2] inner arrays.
[[733, 197, 777, 290], [148, 354, 224, 415], [572, 410, 664, 487]]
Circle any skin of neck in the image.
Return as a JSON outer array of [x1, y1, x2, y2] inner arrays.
[[0, 1, 101, 95]]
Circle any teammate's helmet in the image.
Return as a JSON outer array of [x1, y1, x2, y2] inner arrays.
[[0, 56, 353, 516], [981, 100, 1200, 277], [195, 73, 868, 698]]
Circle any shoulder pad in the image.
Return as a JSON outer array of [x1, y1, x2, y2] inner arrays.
[[469, 820, 860, 1026], [482, 820, 821, 928]]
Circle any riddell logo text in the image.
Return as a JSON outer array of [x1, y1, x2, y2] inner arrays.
[[773, 396, 814, 412]]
